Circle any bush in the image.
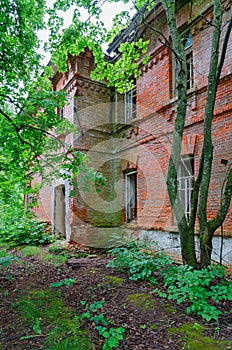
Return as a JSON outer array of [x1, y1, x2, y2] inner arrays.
[[1, 213, 56, 246]]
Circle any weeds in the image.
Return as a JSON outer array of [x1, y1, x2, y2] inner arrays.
[[81, 300, 125, 349], [50, 278, 76, 288], [107, 241, 172, 284], [108, 241, 232, 321]]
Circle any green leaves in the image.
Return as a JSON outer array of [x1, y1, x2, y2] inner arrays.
[[159, 264, 231, 322], [0, 255, 18, 268], [50, 278, 77, 288], [108, 242, 231, 322], [107, 241, 172, 282], [81, 300, 126, 349]]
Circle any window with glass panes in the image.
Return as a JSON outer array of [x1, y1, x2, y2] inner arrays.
[[177, 156, 194, 220], [124, 85, 136, 122], [173, 31, 194, 95]]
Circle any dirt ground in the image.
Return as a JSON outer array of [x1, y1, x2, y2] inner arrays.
[[0, 245, 231, 350]]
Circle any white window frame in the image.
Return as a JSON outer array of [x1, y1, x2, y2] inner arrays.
[[125, 170, 137, 222], [124, 86, 136, 122], [177, 156, 194, 220], [173, 31, 194, 95]]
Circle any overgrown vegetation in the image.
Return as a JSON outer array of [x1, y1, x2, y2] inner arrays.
[[107, 241, 172, 283], [0, 206, 57, 247], [81, 300, 126, 350], [108, 242, 232, 322], [1, 240, 231, 349]]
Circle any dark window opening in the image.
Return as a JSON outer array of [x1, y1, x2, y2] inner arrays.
[[125, 171, 137, 222]]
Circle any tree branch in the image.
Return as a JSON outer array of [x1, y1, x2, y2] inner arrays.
[[208, 165, 232, 233], [216, 14, 232, 83], [198, 0, 222, 231]]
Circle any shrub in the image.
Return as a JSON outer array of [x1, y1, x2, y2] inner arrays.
[[1, 213, 56, 246]]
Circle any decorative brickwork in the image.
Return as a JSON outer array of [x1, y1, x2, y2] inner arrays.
[[34, 3, 232, 254]]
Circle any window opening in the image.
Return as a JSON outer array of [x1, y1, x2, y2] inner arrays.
[[124, 84, 136, 122], [125, 171, 137, 222], [173, 31, 194, 95], [58, 107, 64, 119], [177, 156, 194, 221]]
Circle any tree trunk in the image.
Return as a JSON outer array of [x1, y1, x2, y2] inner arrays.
[[200, 228, 213, 268], [162, 0, 197, 266]]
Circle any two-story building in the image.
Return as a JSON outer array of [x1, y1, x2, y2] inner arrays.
[[33, 0, 232, 264]]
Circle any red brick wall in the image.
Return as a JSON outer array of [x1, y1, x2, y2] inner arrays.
[[35, 2, 232, 245]]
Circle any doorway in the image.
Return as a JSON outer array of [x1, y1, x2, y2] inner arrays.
[[54, 185, 66, 237]]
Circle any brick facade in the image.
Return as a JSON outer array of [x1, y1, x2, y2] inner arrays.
[[34, 2, 232, 260]]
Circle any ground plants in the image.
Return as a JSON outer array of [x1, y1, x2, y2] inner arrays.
[[0, 255, 18, 268], [107, 241, 172, 283], [50, 278, 76, 288], [108, 241, 232, 322], [81, 300, 125, 350], [1, 213, 56, 247], [155, 264, 232, 322]]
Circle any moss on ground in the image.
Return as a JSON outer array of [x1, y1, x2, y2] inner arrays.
[[20, 246, 42, 257], [18, 246, 67, 266], [41, 253, 67, 266], [162, 301, 177, 315], [104, 275, 125, 285], [15, 289, 95, 350], [126, 293, 154, 310], [168, 323, 232, 350]]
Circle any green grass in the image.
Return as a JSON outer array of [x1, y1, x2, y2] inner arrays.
[[20, 246, 43, 257], [15, 289, 95, 350], [18, 246, 67, 266]]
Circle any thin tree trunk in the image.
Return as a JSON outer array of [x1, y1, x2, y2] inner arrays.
[[162, 0, 197, 266]]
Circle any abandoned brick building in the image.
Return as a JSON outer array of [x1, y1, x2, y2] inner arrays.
[[33, 0, 232, 263]]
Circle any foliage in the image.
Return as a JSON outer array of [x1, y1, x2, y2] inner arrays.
[[156, 265, 232, 322], [0, 255, 18, 268], [107, 241, 172, 283], [108, 242, 232, 321], [97, 326, 125, 350], [81, 300, 125, 349], [50, 278, 77, 288], [1, 212, 55, 246]]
